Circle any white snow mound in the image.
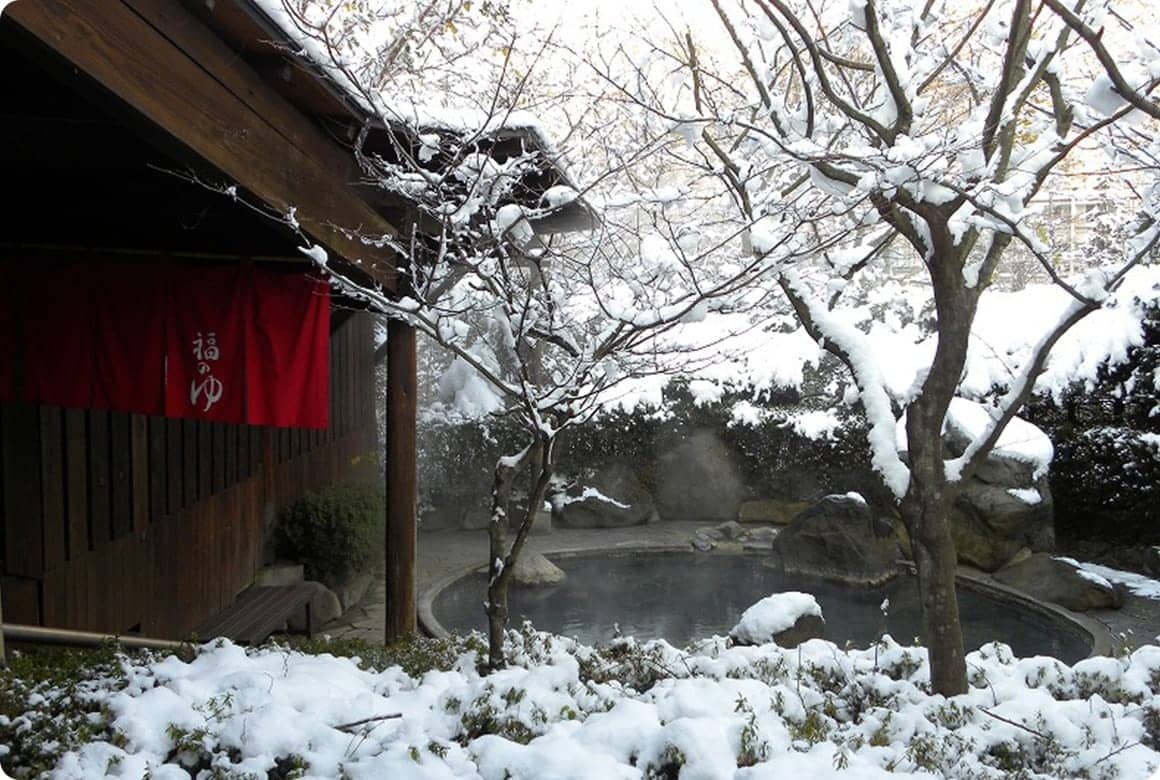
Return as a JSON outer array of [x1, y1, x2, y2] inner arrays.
[[731, 592, 823, 645]]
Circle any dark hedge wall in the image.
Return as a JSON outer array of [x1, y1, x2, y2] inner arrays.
[[1023, 300, 1160, 545]]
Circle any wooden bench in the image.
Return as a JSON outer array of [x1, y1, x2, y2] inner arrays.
[[197, 582, 326, 644]]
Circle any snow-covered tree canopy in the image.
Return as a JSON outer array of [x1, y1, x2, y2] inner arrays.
[[589, 0, 1160, 498], [267, 5, 791, 443]]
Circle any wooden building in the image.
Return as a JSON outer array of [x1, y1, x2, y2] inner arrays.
[[0, 0, 415, 640], [0, 0, 588, 644]]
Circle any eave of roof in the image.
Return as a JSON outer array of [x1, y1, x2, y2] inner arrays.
[[206, 0, 598, 236]]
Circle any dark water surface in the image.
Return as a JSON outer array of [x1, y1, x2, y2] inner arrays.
[[432, 552, 1092, 663]]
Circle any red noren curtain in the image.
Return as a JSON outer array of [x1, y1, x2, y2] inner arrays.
[[2, 261, 330, 429]]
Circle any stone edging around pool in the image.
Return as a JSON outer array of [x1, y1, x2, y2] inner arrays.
[[417, 544, 1117, 659]]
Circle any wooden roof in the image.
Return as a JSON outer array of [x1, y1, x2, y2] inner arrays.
[[193, 1, 596, 234], [0, 0, 592, 294], [2, 0, 402, 288]]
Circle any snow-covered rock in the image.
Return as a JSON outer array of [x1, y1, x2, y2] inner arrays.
[[768, 494, 900, 585], [730, 592, 824, 648], [552, 464, 656, 528], [994, 553, 1124, 612]]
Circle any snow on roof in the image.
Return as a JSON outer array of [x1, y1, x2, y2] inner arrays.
[[244, 0, 559, 153]]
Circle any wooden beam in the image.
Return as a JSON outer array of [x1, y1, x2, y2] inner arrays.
[[385, 319, 417, 642], [5, 0, 399, 291]]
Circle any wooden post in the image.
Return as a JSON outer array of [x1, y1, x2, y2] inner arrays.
[[0, 583, 6, 668], [385, 318, 417, 642]]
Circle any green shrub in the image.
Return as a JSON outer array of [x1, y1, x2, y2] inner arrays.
[[274, 481, 385, 586], [271, 633, 484, 677]]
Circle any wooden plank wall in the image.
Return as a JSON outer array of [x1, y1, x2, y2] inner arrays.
[[0, 311, 377, 638]]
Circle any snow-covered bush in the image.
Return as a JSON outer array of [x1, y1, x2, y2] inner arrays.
[[273, 481, 385, 586], [14, 630, 1160, 779], [0, 644, 147, 778], [418, 379, 887, 529], [1026, 300, 1160, 544]]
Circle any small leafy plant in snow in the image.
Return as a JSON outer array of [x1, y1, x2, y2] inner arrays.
[[7, 629, 1160, 778]]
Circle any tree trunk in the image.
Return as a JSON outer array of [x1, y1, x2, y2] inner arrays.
[[485, 448, 519, 669], [484, 435, 555, 670], [485, 574, 509, 669], [903, 496, 968, 696], [900, 241, 975, 696], [385, 318, 418, 642]]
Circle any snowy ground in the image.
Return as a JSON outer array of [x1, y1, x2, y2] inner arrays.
[[1074, 560, 1160, 601], [7, 627, 1160, 780]]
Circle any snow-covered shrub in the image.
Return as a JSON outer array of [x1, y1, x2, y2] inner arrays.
[[22, 633, 1160, 778], [273, 481, 385, 586], [570, 380, 888, 509], [1052, 428, 1160, 542], [276, 633, 487, 678], [0, 645, 137, 777], [1025, 300, 1160, 545], [418, 375, 891, 529]]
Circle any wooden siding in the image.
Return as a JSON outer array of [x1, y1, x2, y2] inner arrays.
[[0, 311, 377, 638]]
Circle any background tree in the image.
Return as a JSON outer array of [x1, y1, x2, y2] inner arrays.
[[604, 0, 1160, 694], [277, 0, 777, 669]]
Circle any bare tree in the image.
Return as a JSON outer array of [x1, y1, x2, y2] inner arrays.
[[606, 0, 1160, 694], [276, 1, 780, 669]]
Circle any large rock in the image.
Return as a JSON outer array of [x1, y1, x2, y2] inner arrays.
[[553, 463, 657, 528], [730, 592, 825, 648], [900, 399, 1057, 572], [287, 583, 343, 633], [768, 494, 900, 585], [655, 429, 747, 522], [955, 464, 1054, 572], [511, 551, 566, 586], [993, 553, 1123, 611], [947, 505, 1022, 571]]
